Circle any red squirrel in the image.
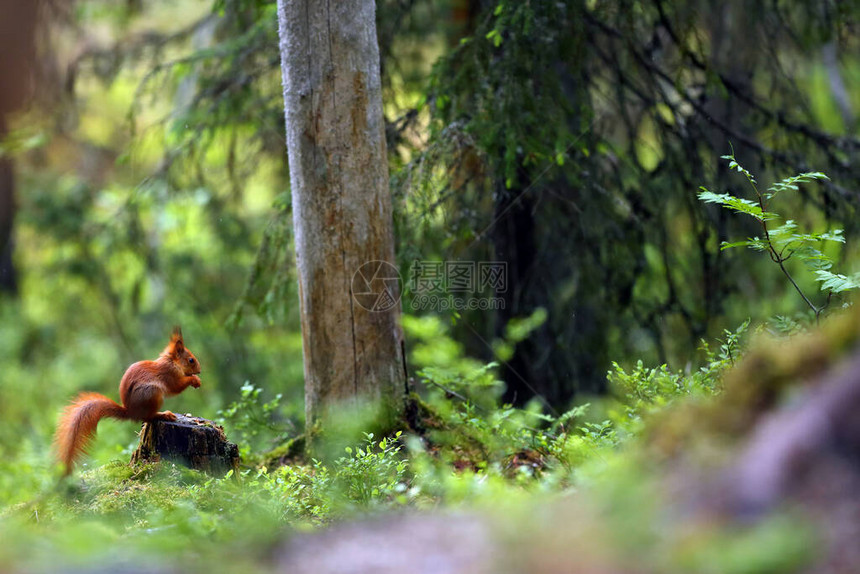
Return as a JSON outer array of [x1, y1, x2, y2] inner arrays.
[[54, 327, 202, 475]]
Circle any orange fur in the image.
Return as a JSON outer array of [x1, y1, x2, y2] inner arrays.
[[54, 327, 202, 475], [54, 392, 127, 473]]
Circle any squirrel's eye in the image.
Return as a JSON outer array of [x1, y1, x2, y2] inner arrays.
[[189, 357, 195, 364]]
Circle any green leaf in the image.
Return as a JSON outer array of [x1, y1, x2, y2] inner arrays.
[[766, 171, 830, 199], [720, 240, 767, 251], [767, 220, 798, 239], [697, 190, 776, 221], [486, 29, 503, 47], [817, 229, 845, 243], [719, 154, 756, 184], [814, 270, 860, 293]]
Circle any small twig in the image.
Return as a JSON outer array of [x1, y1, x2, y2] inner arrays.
[[425, 379, 474, 406], [776, 258, 822, 320]]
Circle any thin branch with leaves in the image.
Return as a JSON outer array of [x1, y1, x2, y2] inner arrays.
[[698, 152, 855, 323]]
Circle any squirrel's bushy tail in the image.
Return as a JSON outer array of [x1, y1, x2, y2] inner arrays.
[[54, 392, 127, 475]]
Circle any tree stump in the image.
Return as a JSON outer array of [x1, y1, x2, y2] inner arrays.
[[131, 414, 240, 477]]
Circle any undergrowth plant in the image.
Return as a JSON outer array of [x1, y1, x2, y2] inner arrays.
[[698, 153, 857, 322], [608, 320, 750, 437], [403, 313, 751, 480], [335, 432, 409, 506], [247, 431, 410, 523], [217, 382, 287, 459]]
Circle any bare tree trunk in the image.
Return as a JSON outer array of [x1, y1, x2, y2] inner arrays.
[[0, 0, 38, 296], [276, 0, 407, 434], [0, 116, 17, 294]]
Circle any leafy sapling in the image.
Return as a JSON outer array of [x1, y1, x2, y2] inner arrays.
[[217, 382, 287, 458], [698, 153, 856, 322]]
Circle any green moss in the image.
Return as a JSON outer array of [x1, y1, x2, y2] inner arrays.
[[715, 304, 860, 432], [672, 514, 815, 574], [647, 304, 860, 459], [261, 434, 306, 469]]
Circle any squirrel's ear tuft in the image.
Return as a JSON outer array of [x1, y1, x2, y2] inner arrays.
[[171, 326, 185, 354]]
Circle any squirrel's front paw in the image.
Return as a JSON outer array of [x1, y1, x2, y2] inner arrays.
[[190, 375, 201, 388]]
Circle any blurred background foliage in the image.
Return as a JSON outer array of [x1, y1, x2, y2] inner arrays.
[[0, 0, 858, 548]]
